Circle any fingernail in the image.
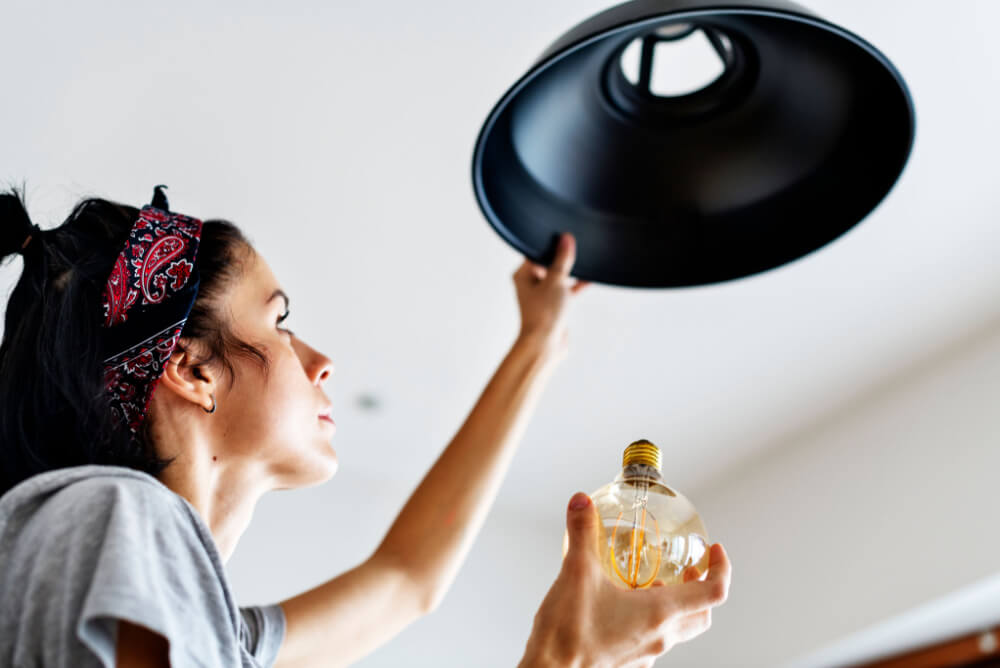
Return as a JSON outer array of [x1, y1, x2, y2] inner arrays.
[[569, 493, 590, 510], [560, 233, 571, 248]]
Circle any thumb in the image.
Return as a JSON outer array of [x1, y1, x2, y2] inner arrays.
[[547, 233, 576, 280], [565, 492, 601, 565]]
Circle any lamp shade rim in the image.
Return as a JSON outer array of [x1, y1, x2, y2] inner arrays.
[[471, 1, 916, 288]]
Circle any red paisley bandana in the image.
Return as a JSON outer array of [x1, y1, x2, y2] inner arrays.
[[100, 204, 203, 438]]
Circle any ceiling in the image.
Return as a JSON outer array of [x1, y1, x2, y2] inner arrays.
[[2, 0, 998, 581]]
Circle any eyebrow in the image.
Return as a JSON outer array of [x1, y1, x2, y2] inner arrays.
[[267, 289, 290, 311]]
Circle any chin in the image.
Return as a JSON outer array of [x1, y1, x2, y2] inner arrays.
[[300, 448, 339, 489], [273, 443, 338, 490]]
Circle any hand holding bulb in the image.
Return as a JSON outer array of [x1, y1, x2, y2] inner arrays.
[[519, 493, 731, 668]]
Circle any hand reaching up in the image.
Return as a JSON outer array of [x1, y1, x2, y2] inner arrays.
[[513, 233, 590, 361]]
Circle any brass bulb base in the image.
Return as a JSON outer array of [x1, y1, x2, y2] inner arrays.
[[622, 439, 661, 471]]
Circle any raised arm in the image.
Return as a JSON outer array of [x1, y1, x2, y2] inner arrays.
[[274, 233, 589, 667]]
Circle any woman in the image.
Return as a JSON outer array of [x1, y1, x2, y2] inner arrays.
[[0, 186, 731, 667]]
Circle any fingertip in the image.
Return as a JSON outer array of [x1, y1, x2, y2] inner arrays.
[[560, 232, 575, 253], [568, 492, 591, 512], [707, 544, 731, 583]]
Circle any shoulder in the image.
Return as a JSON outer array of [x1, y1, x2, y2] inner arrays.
[[0, 466, 243, 666], [5, 464, 177, 520], [37, 463, 178, 503], [45, 465, 184, 521], [1, 464, 177, 512], [1, 465, 212, 567]]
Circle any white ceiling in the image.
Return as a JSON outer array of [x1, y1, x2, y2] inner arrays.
[[1, 0, 998, 657]]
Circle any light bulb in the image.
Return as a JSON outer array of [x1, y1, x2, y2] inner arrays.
[[563, 439, 710, 589]]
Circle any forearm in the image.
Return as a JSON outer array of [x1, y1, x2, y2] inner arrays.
[[375, 331, 559, 609]]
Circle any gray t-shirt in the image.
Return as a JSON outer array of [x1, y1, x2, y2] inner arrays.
[[0, 464, 286, 667]]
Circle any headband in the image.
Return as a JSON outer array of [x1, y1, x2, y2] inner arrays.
[[100, 186, 204, 438]]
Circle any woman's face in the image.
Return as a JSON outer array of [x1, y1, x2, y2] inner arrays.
[[206, 247, 338, 489]]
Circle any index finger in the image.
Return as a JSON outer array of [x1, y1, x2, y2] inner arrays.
[[664, 543, 731, 613]]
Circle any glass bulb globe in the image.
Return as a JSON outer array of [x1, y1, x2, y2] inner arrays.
[[563, 439, 710, 589]]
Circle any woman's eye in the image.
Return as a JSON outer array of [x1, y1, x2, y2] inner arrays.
[[277, 309, 294, 336]]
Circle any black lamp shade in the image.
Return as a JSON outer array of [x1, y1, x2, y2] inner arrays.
[[471, 0, 915, 287]]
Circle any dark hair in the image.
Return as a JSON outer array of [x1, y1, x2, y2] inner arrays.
[[0, 187, 270, 497]]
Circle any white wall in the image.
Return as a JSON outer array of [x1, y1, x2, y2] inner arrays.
[[661, 318, 1000, 667], [226, 473, 561, 667], [227, 315, 1000, 667]]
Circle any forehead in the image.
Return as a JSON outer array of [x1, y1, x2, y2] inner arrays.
[[232, 248, 283, 307]]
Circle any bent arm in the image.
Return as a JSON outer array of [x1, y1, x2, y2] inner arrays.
[[274, 550, 425, 667], [274, 333, 559, 666]]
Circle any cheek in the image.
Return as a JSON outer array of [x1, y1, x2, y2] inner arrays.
[[256, 350, 312, 436], [225, 348, 305, 440]]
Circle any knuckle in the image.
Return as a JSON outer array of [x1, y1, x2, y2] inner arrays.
[[561, 554, 591, 581], [649, 636, 668, 656], [710, 581, 728, 604], [693, 611, 712, 636], [647, 602, 673, 633]]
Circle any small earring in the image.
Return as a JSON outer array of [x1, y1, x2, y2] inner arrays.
[[203, 393, 216, 414]]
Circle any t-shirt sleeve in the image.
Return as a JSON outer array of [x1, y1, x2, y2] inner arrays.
[[239, 603, 287, 665], [53, 477, 239, 667]]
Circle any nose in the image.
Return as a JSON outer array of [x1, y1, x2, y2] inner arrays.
[[293, 337, 335, 386], [312, 349, 334, 386]]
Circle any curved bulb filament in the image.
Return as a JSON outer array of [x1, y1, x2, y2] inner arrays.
[[609, 484, 663, 589]]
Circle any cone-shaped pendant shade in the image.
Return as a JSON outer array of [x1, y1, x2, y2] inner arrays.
[[471, 0, 915, 287]]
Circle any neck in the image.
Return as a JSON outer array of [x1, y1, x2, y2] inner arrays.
[[155, 443, 270, 564]]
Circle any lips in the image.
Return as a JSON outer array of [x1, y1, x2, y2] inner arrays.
[[317, 401, 335, 427]]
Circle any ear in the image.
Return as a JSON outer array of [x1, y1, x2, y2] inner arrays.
[[159, 338, 218, 412]]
